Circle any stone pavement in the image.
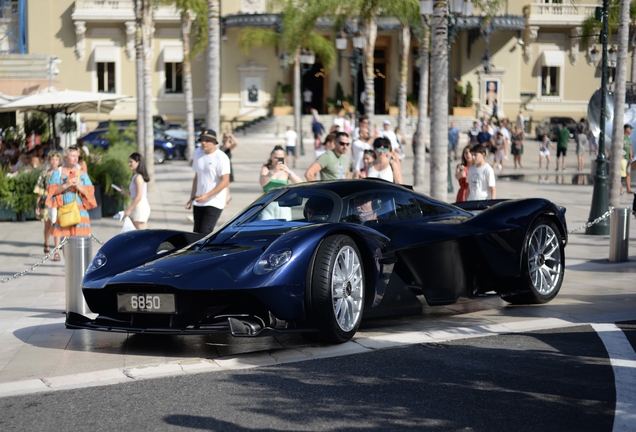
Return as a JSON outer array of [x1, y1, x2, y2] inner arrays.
[[0, 134, 635, 397]]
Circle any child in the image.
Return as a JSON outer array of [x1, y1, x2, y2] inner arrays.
[[539, 134, 554, 170], [467, 144, 496, 201]]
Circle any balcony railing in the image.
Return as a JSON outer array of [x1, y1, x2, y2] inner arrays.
[[528, 2, 597, 26], [72, 0, 178, 22]]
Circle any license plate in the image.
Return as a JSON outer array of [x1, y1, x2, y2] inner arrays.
[[117, 293, 176, 313]]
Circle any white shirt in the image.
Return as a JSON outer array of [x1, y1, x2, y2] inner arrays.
[[367, 164, 394, 182], [380, 129, 399, 152], [191, 148, 231, 209], [284, 129, 297, 147], [303, 90, 312, 103], [467, 163, 496, 201], [352, 139, 373, 171], [333, 116, 345, 130]]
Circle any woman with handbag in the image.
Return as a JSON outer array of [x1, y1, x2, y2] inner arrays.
[[47, 145, 97, 261]]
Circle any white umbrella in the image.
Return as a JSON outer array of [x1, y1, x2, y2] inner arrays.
[[0, 87, 129, 147]]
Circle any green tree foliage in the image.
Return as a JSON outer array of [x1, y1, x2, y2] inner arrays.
[[463, 81, 473, 107], [581, 0, 636, 47]]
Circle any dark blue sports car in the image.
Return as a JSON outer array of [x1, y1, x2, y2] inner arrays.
[[67, 180, 568, 343]]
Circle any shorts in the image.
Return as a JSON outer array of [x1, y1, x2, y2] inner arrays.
[[539, 149, 550, 158], [286, 146, 296, 157], [130, 197, 151, 223], [449, 141, 458, 152], [556, 147, 567, 157]]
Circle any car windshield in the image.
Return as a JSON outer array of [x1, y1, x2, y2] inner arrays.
[[237, 190, 338, 227]]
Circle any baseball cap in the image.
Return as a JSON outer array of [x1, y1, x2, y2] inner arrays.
[[198, 129, 217, 142], [383, 120, 391, 125]]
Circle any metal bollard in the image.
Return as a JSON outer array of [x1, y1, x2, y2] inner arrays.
[[64, 236, 92, 315], [609, 207, 630, 262]]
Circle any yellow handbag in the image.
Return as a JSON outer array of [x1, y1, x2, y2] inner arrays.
[[58, 192, 81, 227]]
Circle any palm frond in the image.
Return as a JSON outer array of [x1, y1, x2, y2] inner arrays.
[[305, 32, 337, 70], [239, 28, 281, 54]]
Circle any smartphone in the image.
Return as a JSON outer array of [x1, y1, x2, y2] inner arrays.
[[68, 170, 76, 180], [277, 157, 285, 164]]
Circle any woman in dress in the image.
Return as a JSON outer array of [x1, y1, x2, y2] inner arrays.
[[47, 145, 97, 261], [367, 137, 403, 184], [122, 152, 151, 229], [455, 145, 474, 203], [34, 151, 61, 255], [259, 145, 303, 192], [511, 124, 525, 169]]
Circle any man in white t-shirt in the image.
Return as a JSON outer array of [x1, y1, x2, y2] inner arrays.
[[352, 127, 373, 172], [284, 126, 298, 168], [185, 129, 231, 234], [467, 144, 496, 201], [379, 119, 400, 153]]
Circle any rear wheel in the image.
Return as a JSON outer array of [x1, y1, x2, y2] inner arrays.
[[504, 218, 564, 304], [154, 148, 168, 164], [307, 235, 364, 343]]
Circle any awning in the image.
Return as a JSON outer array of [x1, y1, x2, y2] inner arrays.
[[163, 45, 184, 63], [541, 50, 564, 68], [93, 46, 117, 63]]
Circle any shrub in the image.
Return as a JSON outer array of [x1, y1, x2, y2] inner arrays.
[[0, 167, 39, 218], [463, 82, 474, 108], [86, 142, 135, 210]]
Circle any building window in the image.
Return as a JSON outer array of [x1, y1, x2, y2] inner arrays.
[[97, 62, 115, 93], [165, 62, 183, 94], [541, 66, 559, 96]]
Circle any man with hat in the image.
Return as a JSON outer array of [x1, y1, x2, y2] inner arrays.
[[379, 119, 399, 153], [185, 129, 231, 233]]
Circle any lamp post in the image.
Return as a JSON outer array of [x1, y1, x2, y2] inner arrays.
[[586, 0, 611, 235], [298, 48, 315, 156], [336, 29, 365, 128], [420, 0, 472, 196]]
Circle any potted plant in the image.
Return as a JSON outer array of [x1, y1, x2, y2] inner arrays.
[[453, 81, 475, 116], [0, 167, 39, 221], [272, 82, 293, 115], [85, 140, 134, 217]]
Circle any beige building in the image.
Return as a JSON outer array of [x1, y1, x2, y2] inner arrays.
[[0, 0, 626, 134]]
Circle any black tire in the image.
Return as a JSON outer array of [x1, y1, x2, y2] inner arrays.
[[154, 148, 168, 164], [504, 217, 564, 304], [307, 235, 365, 343]]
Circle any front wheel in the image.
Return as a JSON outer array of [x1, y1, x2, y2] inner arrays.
[[504, 218, 564, 304], [307, 235, 365, 343], [154, 148, 168, 164]]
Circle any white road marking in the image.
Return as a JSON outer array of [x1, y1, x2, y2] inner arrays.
[[591, 323, 636, 432]]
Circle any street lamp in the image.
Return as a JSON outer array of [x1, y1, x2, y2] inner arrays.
[[298, 48, 315, 156], [336, 28, 364, 127], [590, 46, 600, 64], [586, 0, 611, 235]]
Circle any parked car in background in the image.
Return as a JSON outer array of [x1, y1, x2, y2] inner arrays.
[[77, 127, 186, 164], [535, 116, 577, 141]]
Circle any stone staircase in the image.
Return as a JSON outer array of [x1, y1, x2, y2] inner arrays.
[[235, 113, 477, 144]]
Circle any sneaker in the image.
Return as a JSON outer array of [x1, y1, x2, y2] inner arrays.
[[186, 215, 194, 223], [498, 164, 502, 170]]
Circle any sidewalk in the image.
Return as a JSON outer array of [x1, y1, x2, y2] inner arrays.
[[0, 134, 635, 396]]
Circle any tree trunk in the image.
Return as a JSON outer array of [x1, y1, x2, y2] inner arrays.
[[609, 0, 630, 207], [631, 29, 636, 82], [414, 22, 429, 187], [398, 23, 410, 133], [293, 48, 301, 148], [363, 14, 377, 128], [206, 0, 220, 133], [430, 1, 448, 201], [135, 0, 145, 154], [142, 0, 155, 190], [182, 11, 196, 161]]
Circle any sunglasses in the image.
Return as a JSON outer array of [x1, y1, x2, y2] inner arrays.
[[375, 147, 390, 153], [337, 141, 350, 147]]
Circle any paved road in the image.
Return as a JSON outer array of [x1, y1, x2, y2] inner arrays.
[[1, 132, 636, 407], [1, 323, 634, 431]]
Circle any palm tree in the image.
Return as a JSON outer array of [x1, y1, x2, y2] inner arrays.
[[166, 0, 208, 160], [141, 0, 155, 189], [135, 0, 145, 155], [414, 21, 429, 187], [206, 0, 220, 133], [240, 0, 336, 142], [392, 1, 420, 132], [582, 0, 635, 206]]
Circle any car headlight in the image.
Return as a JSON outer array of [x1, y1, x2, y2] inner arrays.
[[86, 251, 107, 273], [254, 248, 292, 275], [164, 141, 174, 148]]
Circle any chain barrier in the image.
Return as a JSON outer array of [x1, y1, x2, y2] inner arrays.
[[567, 208, 636, 234], [0, 234, 105, 284]]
